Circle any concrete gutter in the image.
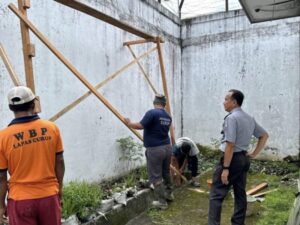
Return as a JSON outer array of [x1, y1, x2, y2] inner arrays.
[[83, 189, 154, 225]]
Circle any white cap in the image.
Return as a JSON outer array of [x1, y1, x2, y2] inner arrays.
[[7, 86, 35, 105]]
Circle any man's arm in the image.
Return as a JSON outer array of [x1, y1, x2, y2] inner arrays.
[[55, 153, 65, 200], [248, 132, 269, 158], [180, 158, 188, 173], [124, 118, 144, 130], [221, 142, 234, 185], [0, 171, 7, 223]]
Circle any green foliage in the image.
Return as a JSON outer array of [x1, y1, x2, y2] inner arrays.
[[62, 181, 102, 220], [256, 186, 296, 225], [117, 136, 144, 163], [138, 166, 148, 180]]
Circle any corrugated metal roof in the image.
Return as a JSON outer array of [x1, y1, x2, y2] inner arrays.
[[157, 0, 242, 19]]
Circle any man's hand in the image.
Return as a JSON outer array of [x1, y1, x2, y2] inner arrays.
[[124, 118, 130, 125], [0, 206, 6, 224], [247, 152, 256, 159], [179, 167, 184, 174], [221, 169, 229, 185]]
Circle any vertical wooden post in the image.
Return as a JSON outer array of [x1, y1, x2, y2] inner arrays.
[[156, 37, 176, 145], [18, 0, 35, 93]]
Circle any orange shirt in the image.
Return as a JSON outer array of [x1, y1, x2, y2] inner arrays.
[[0, 118, 63, 200]]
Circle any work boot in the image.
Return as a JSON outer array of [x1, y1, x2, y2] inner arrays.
[[163, 175, 174, 201], [164, 191, 174, 201], [152, 184, 168, 209]]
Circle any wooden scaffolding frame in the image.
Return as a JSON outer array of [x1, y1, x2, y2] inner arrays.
[[7, 0, 176, 144]]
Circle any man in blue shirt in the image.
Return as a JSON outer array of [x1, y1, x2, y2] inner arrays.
[[125, 94, 173, 209], [208, 89, 269, 225]]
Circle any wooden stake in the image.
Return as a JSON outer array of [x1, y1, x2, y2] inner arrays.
[[17, 0, 35, 93], [126, 45, 157, 94], [156, 37, 176, 145], [170, 165, 188, 183], [9, 4, 142, 141], [54, 0, 155, 39], [252, 189, 277, 198], [0, 43, 21, 86], [49, 46, 157, 122], [123, 38, 163, 46], [246, 182, 268, 195]]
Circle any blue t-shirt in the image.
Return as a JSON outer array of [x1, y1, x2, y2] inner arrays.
[[140, 108, 172, 148]]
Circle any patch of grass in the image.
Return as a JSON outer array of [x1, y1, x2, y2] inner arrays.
[[148, 209, 173, 225], [62, 181, 102, 220], [255, 186, 297, 225]]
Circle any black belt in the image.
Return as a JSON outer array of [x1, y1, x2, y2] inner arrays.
[[221, 151, 247, 155]]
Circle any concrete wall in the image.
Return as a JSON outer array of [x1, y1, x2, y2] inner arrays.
[[0, 0, 181, 181], [181, 10, 300, 159]]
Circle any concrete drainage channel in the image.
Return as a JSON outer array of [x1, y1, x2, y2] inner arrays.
[[62, 189, 154, 225]]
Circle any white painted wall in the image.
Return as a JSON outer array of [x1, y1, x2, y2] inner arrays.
[[0, 0, 181, 181], [181, 10, 300, 159], [1, 1, 299, 183]]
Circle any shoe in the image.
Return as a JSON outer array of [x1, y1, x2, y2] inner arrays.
[[190, 181, 200, 187], [165, 192, 174, 201], [151, 200, 168, 209]]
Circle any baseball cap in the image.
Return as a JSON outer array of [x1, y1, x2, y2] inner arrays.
[[7, 86, 36, 105]]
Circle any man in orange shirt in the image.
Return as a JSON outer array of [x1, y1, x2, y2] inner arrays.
[[0, 86, 65, 225]]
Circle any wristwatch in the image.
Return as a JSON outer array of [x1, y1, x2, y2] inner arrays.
[[222, 165, 230, 170]]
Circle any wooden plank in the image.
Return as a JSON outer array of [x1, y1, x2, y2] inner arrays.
[[246, 182, 268, 195], [252, 189, 277, 198], [156, 37, 176, 145], [18, 0, 35, 93], [126, 45, 157, 94], [123, 38, 163, 46], [54, 0, 155, 39], [187, 188, 207, 194], [49, 46, 157, 122], [9, 3, 143, 141], [0, 44, 21, 86]]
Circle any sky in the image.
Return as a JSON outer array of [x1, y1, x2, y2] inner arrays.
[[158, 0, 242, 19]]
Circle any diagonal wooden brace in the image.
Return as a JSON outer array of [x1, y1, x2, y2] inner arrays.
[[49, 46, 157, 122], [126, 45, 158, 94], [0, 43, 21, 86]]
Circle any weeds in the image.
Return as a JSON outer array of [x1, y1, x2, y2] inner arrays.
[[62, 181, 102, 220], [117, 136, 144, 163]]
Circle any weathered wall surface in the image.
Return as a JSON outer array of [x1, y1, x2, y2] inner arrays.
[[181, 10, 300, 159], [0, 0, 181, 181]]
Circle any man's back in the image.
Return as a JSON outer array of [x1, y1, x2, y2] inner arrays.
[[223, 108, 265, 152], [0, 118, 63, 200], [140, 108, 172, 148]]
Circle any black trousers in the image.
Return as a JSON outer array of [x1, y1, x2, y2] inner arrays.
[[208, 152, 250, 225], [176, 155, 198, 177]]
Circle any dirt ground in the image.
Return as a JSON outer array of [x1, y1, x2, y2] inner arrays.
[[126, 172, 270, 225]]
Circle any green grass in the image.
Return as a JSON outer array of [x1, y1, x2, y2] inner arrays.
[[255, 186, 297, 225], [62, 181, 102, 220]]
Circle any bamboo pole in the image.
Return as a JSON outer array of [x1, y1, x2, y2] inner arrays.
[[156, 37, 176, 145], [9, 4, 142, 141], [49, 46, 157, 122], [17, 0, 35, 93], [126, 45, 157, 94], [123, 38, 163, 46], [54, 0, 154, 39], [0, 44, 21, 86]]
